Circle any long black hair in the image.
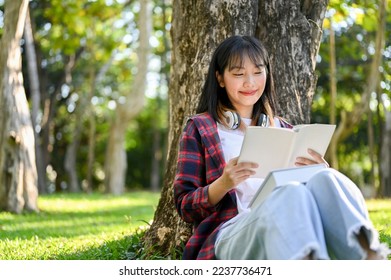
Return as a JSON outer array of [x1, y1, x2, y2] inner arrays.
[[196, 35, 278, 128]]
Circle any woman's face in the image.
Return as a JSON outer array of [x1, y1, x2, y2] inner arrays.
[[216, 55, 267, 118]]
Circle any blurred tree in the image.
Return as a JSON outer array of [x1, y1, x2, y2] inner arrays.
[[331, 0, 386, 163], [104, 0, 151, 195], [22, 0, 159, 193], [24, 7, 45, 193], [0, 0, 38, 213]]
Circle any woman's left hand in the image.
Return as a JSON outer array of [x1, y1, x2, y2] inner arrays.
[[295, 148, 329, 167]]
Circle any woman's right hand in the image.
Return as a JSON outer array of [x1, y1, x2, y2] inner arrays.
[[220, 157, 258, 191], [208, 157, 258, 205]]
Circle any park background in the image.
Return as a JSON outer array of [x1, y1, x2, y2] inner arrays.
[[0, 0, 390, 260]]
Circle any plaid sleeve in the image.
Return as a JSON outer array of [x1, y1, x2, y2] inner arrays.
[[174, 119, 219, 224]]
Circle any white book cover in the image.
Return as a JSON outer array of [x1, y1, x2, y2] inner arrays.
[[248, 163, 328, 210], [238, 123, 336, 178]]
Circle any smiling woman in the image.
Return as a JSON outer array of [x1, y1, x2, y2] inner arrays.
[[172, 35, 390, 261], [0, 191, 160, 260]]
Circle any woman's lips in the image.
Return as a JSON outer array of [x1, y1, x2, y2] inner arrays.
[[240, 90, 257, 96]]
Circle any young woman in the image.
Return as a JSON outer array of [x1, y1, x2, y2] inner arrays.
[[173, 35, 389, 260]]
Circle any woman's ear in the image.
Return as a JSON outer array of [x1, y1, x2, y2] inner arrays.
[[216, 71, 224, 87]]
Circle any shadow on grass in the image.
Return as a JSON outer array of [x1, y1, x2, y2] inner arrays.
[[0, 205, 154, 240], [0, 191, 159, 242]]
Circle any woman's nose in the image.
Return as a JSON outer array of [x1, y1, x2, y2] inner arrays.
[[243, 75, 255, 87]]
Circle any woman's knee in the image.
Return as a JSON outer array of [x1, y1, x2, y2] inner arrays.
[[306, 168, 367, 211], [265, 183, 315, 210], [307, 169, 350, 195]]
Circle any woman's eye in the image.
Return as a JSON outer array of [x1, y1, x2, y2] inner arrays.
[[233, 73, 243, 76]]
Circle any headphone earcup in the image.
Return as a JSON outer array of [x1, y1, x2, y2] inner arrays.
[[256, 113, 269, 127], [224, 111, 241, 130]]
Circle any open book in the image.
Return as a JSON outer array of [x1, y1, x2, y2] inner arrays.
[[248, 163, 328, 210], [238, 123, 336, 178]]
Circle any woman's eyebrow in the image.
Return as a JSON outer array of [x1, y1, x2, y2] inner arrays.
[[228, 60, 265, 70], [255, 63, 265, 68], [230, 65, 244, 70]]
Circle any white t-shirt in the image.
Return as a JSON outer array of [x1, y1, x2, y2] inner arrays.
[[217, 117, 282, 213]]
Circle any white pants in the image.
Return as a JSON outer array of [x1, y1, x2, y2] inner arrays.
[[215, 168, 389, 259]]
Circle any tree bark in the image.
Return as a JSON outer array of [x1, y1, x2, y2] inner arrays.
[[143, 0, 329, 258], [0, 0, 39, 213], [256, 0, 328, 124], [24, 7, 47, 194]]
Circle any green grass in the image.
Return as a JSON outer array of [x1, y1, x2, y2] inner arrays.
[[366, 199, 391, 251], [0, 192, 390, 260], [0, 191, 160, 260]]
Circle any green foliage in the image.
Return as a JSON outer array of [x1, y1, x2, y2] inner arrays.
[[125, 97, 168, 190], [313, 0, 391, 187], [20, 0, 172, 192], [0, 192, 160, 260], [39, 0, 123, 56]]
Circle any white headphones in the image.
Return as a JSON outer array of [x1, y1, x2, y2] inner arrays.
[[224, 111, 241, 130], [224, 111, 269, 130]]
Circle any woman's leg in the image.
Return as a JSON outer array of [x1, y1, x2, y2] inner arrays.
[[305, 168, 389, 259], [215, 183, 329, 260]]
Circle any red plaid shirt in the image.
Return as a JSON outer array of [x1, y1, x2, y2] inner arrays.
[[174, 112, 291, 259], [174, 113, 237, 259]]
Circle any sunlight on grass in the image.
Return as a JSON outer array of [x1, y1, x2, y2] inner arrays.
[[0, 191, 160, 260], [0, 193, 390, 260]]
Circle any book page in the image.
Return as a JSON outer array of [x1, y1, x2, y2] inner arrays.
[[238, 126, 296, 178], [288, 124, 336, 166]]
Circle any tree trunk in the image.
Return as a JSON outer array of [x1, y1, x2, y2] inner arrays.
[[104, 118, 128, 195], [143, 0, 329, 258], [256, 0, 328, 124], [24, 7, 47, 194], [104, 0, 151, 195], [38, 48, 84, 194], [0, 0, 39, 213], [64, 103, 83, 192], [85, 55, 114, 193], [86, 68, 97, 193], [61, 54, 86, 194]]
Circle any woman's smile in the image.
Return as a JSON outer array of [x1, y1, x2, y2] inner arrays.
[[240, 89, 258, 96]]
